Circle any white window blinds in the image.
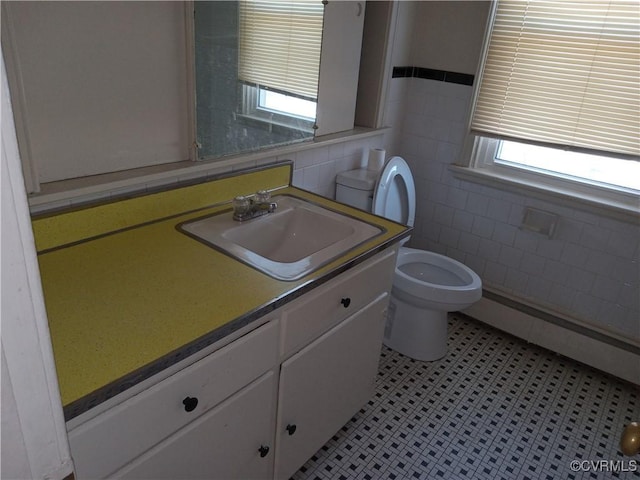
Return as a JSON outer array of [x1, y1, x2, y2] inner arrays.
[[470, 1, 640, 158], [238, 0, 324, 100]]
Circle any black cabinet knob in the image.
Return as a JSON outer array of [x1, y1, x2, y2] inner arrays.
[[182, 396, 198, 412], [341, 297, 351, 308], [258, 445, 270, 458], [286, 424, 297, 435]]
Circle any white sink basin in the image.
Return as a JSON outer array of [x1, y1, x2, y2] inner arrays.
[[178, 195, 384, 281]]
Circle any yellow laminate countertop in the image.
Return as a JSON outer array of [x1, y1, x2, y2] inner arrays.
[[33, 164, 409, 419]]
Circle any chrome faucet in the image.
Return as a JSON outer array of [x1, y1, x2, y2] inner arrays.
[[232, 190, 278, 222]]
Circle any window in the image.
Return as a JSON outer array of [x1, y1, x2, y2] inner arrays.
[[497, 141, 640, 193], [464, 1, 639, 211], [258, 88, 317, 120], [238, 0, 323, 101]]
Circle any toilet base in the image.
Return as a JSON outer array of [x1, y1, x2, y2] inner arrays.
[[383, 292, 448, 361]]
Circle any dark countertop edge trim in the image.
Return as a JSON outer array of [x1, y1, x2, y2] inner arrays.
[[62, 229, 411, 421]]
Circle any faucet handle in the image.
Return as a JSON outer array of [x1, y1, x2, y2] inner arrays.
[[255, 190, 271, 203], [233, 196, 250, 217]]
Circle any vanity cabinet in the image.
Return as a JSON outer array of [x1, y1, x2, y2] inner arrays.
[[67, 246, 397, 480], [275, 294, 388, 480]]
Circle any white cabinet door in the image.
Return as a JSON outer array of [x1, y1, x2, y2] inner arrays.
[[315, 1, 366, 136], [274, 293, 387, 480], [113, 371, 277, 480]]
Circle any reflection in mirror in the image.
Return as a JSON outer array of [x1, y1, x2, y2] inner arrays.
[[194, 0, 324, 160]]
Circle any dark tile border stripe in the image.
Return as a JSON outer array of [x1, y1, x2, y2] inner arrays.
[[392, 65, 474, 86]]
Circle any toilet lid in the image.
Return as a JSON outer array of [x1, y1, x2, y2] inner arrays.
[[372, 156, 416, 227]]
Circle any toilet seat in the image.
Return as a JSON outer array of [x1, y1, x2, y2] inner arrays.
[[394, 247, 482, 311], [372, 157, 416, 227]]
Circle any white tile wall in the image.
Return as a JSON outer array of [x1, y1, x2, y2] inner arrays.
[[290, 134, 386, 199], [389, 77, 639, 342]]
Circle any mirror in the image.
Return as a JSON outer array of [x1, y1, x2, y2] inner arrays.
[[194, 0, 324, 160]]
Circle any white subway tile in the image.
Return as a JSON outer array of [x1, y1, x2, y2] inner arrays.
[[427, 182, 449, 205], [446, 187, 469, 210], [471, 216, 495, 239], [590, 275, 621, 303], [484, 261, 507, 286], [435, 141, 460, 164], [611, 256, 640, 284], [492, 223, 517, 246], [291, 169, 303, 188], [487, 197, 512, 223], [439, 225, 460, 247], [560, 242, 590, 268], [571, 291, 603, 321], [520, 252, 546, 276], [583, 250, 615, 276], [536, 239, 564, 261], [466, 192, 491, 217], [525, 276, 553, 304], [547, 283, 576, 312], [318, 162, 337, 199], [478, 238, 501, 262], [504, 268, 529, 293], [458, 232, 481, 255], [498, 245, 523, 269], [328, 142, 345, 161], [580, 224, 612, 252], [514, 230, 540, 252], [302, 165, 320, 192], [434, 203, 455, 226], [607, 231, 638, 258], [452, 209, 475, 232], [542, 260, 571, 285], [568, 267, 596, 294]]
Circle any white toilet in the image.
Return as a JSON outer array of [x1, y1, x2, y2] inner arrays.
[[336, 156, 482, 361]]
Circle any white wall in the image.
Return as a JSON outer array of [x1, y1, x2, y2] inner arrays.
[[1, 54, 73, 480], [3, 1, 190, 185], [382, 3, 639, 347], [410, 1, 490, 75]]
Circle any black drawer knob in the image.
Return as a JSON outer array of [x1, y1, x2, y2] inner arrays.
[[258, 445, 270, 458], [341, 297, 351, 308], [182, 396, 198, 412], [286, 424, 297, 436]]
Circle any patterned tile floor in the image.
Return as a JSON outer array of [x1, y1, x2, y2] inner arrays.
[[293, 314, 640, 480]]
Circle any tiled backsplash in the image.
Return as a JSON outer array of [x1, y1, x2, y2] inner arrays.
[[389, 75, 639, 343], [290, 134, 386, 198]]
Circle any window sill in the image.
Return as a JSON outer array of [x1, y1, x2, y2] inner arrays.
[[450, 164, 640, 223], [235, 113, 315, 136]]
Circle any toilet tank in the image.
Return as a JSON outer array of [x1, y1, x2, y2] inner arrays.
[[335, 169, 378, 211]]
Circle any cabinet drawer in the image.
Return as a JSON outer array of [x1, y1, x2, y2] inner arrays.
[[113, 371, 277, 480], [69, 320, 279, 479], [281, 247, 396, 356]]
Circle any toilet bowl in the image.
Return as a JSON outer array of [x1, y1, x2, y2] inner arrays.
[[336, 156, 482, 361]]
